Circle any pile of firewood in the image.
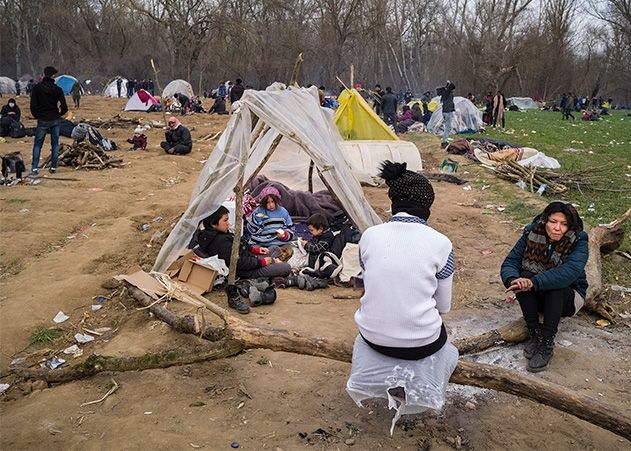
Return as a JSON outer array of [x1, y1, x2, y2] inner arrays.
[[42, 143, 123, 170], [489, 159, 568, 194], [85, 114, 163, 129]]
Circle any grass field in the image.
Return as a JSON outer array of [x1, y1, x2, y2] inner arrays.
[[466, 109, 631, 285]]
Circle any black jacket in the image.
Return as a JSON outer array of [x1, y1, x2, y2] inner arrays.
[[439, 82, 456, 113], [381, 92, 398, 114], [230, 83, 245, 103], [30, 77, 68, 121], [1, 101, 21, 122], [193, 228, 262, 273], [165, 125, 192, 149]]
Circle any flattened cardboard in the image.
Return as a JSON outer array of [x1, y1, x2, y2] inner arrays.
[[114, 265, 166, 299]]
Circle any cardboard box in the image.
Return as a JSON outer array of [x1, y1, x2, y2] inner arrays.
[[173, 250, 217, 295]]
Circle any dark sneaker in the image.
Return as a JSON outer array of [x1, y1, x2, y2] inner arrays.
[[49, 167, 57, 174], [28, 169, 39, 178], [527, 335, 555, 372], [440, 142, 448, 149]]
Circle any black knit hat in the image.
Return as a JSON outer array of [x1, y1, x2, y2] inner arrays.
[[379, 160, 434, 220]]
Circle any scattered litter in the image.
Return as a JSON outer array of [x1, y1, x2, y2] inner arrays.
[[610, 285, 631, 293], [515, 180, 528, 190], [150, 231, 163, 244], [587, 203, 595, 212], [19, 208, 30, 214], [440, 159, 459, 174], [153, 216, 163, 222], [619, 312, 631, 319], [94, 296, 108, 303], [481, 185, 490, 190], [10, 357, 26, 366], [139, 223, 151, 232], [497, 207, 505, 212], [463, 185, 472, 191], [190, 444, 202, 449], [0, 384, 10, 394], [481, 249, 494, 256], [536, 184, 547, 195], [91, 304, 103, 312], [558, 340, 573, 347], [94, 327, 112, 334], [63, 344, 81, 355], [87, 187, 103, 192], [53, 311, 70, 324], [74, 333, 95, 344], [144, 411, 153, 415], [230, 442, 239, 449], [46, 357, 66, 369], [595, 319, 611, 328]]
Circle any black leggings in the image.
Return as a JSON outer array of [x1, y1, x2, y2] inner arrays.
[[517, 287, 575, 338]]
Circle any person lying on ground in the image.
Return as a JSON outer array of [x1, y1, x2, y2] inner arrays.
[[501, 201, 588, 373], [299, 213, 343, 280], [1, 98, 21, 122], [346, 160, 458, 428], [246, 186, 295, 247], [160, 116, 192, 155], [209, 96, 228, 115]]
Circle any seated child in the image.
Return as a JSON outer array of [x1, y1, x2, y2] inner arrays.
[[127, 126, 148, 151], [246, 186, 295, 248], [299, 213, 343, 279]]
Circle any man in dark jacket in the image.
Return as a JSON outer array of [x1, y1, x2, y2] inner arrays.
[[437, 80, 456, 148], [380, 87, 398, 130], [173, 93, 190, 115], [160, 116, 192, 155], [230, 78, 245, 104], [29, 66, 68, 176]]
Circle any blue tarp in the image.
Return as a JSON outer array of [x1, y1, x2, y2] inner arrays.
[[55, 75, 78, 95]]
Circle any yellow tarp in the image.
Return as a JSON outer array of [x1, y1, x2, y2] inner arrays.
[[334, 89, 398, 141], [407, 98, 438, 112]]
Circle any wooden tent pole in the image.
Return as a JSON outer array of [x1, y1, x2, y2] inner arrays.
[[150, 59, 168, 128], [350, 64, 354, 89], [289, 52, 304, 87]]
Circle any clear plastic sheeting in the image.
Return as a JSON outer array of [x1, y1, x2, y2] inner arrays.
[[346, 336, 459, 435], [508, 97, 539, 110], [102, 78, 128, 97], [427, 97, 483, 135], [153, 85, 382, 272], [0, 76, 17, 94]]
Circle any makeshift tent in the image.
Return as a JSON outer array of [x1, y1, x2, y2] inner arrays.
[[334, 88, 398, 140], [124, 89, 159, 111], [162, 79, 194, 99], [18, 74, 33, 90], [0, 76, 17, 94], [55, 75, 80, 95], [427, 97, 483, 136], [508, 97, 538, 110], [153, 84, 382, 272], [103, 77, 128, 97]]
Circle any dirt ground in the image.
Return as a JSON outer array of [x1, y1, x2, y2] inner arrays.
[[1, 96, 629, 450]]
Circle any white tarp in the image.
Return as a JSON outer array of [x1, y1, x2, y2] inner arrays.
[[153, 84, 382, 271], [123, 90, 158, 111], [508, 97, 538, 110], [162, 79, 194, 99], [103, 78, 128, 97], [0, 76, 17, 94], [427, 97, 483, 136]]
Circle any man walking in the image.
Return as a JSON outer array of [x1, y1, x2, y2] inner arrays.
[[29, 66, 68, 176], [438, 80, 456, 148], [380, 87, 398, 130]]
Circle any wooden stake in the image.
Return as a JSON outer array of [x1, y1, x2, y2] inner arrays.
[[289, 52, 304, 87], [150, 58, 168, 127]]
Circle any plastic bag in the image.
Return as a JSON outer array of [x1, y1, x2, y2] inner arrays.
[[346, 335, 458, 434]]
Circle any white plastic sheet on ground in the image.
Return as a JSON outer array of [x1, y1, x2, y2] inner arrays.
[[153, 85, 382, 272], [517, 150, 560, 169], [427, 97, 483, 136], [508, 97, 539, 110], [346, 336, 459, 434]]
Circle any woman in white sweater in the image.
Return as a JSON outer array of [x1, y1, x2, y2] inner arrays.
[[346, 160, 459, 433]]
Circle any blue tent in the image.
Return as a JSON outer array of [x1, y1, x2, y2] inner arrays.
[[55, 75, 79, 95]]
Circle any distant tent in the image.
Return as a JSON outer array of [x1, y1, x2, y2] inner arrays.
[[55, 75, 81, 95], [508, 97, 538, 110], [18, 74, 33, 90], [162, 79, 194, 99], [124, 89, 159, 111], [427, 97, 483, 136], [0, 76, 17, 94], [103, 77, 128, 97], [334, 88, 398, 140]]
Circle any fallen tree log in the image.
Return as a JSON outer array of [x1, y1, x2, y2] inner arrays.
[[584, 208, 631, 321], [13, 286, 631, 440]]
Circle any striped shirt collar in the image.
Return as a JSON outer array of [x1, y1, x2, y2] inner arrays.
[[387, 212, 427, 225]]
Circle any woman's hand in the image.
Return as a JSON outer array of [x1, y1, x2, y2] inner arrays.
[[506, 277, 533, 293], [258, 247, 269, 255]]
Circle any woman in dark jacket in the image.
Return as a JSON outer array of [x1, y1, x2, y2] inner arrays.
[[1, 98, 21, 122], [161, 116, 192, 155], [501, 201, 588, 372]]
